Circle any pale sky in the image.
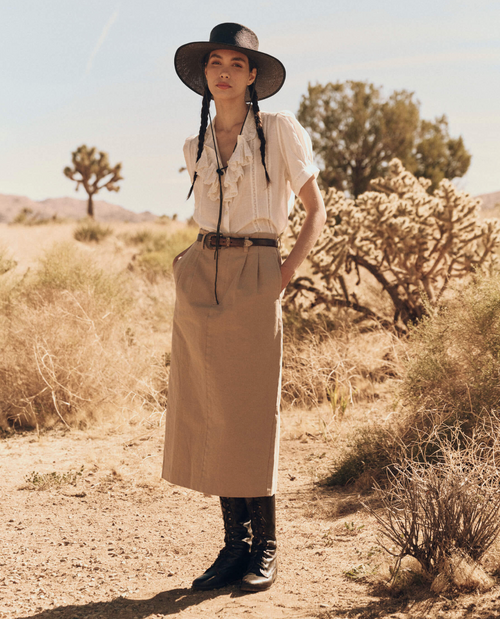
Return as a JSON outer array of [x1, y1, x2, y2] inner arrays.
[[1, 0, 499, 220]]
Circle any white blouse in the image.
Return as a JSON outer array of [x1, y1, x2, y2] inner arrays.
[[183, 110, 319, 236]]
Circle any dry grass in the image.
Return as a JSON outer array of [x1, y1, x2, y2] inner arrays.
[[0, 226, 178, 431], [282, 317, 404, 413], [0, 219, 406, 439], [0, 243, 17, 275], [0, 243, 137, 429], [122, 226, 199, 282]]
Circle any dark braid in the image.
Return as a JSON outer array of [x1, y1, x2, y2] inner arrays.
[[187, 85, 212, 199], [250, 84, 270, 184]]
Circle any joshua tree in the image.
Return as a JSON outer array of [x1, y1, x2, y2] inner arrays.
[[64, 145, 123, 218]]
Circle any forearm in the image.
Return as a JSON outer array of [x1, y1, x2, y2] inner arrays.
[[282, 209, 325, 274], [280, 177, 326, 289]]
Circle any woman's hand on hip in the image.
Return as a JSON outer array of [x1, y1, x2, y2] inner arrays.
[[280, 261, 295, 292], [172, 245, 192, 268], [278, 177, 327, 293], [279, 177, 326, 290]]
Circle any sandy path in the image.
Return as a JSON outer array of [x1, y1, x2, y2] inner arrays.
[[2, 422, 500, 619], [0, 420, 375, 619]]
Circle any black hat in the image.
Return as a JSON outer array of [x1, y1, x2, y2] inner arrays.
[[174, 23, 286, 101]]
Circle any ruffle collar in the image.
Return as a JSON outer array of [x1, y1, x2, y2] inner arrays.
[[195, 111, 257, 206]]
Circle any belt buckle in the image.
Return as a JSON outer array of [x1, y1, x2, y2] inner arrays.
[[208, 234, 229, 248]]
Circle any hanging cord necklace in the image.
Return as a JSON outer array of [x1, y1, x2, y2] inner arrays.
[[208, 104, 250, 305]]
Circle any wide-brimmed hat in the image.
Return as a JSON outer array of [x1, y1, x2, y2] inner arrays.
[[174, 23, 286, 101]]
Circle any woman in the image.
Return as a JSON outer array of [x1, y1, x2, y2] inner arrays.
[[162, 23, 326, 592]]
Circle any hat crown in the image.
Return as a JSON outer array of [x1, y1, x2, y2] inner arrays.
[[209, 23, 259, 52]]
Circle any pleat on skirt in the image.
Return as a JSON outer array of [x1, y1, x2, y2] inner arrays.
[[162, 230, 283, 498]]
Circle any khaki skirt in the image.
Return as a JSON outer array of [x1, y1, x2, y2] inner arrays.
[[162, 230, 283, 498]]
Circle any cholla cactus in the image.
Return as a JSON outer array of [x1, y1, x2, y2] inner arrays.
[[64, 145, 123, 218], [287, 159, 500, 331]]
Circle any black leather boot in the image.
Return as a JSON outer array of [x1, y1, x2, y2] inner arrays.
[[240, 496, 277, 592], [192, 497, 252, 590]]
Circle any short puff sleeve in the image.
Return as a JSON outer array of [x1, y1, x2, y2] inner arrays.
[[275, 111, 319, 196]]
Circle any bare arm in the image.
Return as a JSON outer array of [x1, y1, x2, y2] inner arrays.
[[280, 176, 326, 292]]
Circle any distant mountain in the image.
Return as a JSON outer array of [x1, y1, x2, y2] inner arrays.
[[1, 190, 498, 225], [0, 193, 158, 224], [477, 191, 500, 210]]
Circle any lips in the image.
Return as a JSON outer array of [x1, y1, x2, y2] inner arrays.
[[216, 83, 231, 89]]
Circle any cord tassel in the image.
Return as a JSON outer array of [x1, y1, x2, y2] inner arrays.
[[213, 166, 224, 305], [208, 105, 250, 306]]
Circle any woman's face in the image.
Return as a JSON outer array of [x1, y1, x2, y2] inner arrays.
[[205, 49, 257, 102]]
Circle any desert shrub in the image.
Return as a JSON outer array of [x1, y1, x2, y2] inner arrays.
[[32, 242, 129, 311], [0, 245, 17, 275], [74, 218, 113, 243], [11, 208, 65, 226], [286, 159, 500, 332], [327, 408, 462, 489], [128, 227, 199, 281], [156, 214, 178, 225], [23, 465, 85, 490], [403, 273, 500, 431], [325, 424, 397, 486], [0, 243, 149, 430], [327, 273, 500, 486], [367, 427, 500, 583], [12, 207, 36, 225], [124, 228, 168, 250]]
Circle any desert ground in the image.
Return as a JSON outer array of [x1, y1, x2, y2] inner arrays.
[[1, 222, 500, 619]]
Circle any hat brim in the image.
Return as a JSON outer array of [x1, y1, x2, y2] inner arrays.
[[174, 42, 286, 101]]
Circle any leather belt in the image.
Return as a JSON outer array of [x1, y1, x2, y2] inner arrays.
[[198, 233, 278, 249]]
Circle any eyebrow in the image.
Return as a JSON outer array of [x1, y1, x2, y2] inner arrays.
[[209, 53, 247, 62]]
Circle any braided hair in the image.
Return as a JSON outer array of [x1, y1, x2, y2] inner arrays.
[[187, 57, 270, 199], [187, 85, 212, 199], [249, 82, 270, 183]]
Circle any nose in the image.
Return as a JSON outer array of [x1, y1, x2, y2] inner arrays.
[[219, 67, 229, 78]]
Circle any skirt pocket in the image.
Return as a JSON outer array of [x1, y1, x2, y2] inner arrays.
[[173, 244, 195, 286], [173, 243, 199, 295]]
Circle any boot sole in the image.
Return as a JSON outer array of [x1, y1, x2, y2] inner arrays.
[[192, 574, 245, 591], [240, 582, 273, 592], [192, 580, 239, 591]]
